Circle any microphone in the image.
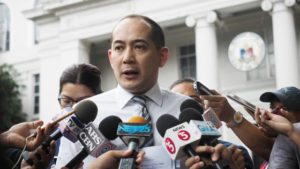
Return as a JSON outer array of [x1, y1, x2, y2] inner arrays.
[[179, 108, 204, 122], [65, 116, 121, 169], [179, 108, 221, 146], [179, 108, 228, 169], [42, 100, 98, 151], [180, 98, 222, 128], [156, 114, 201, 160], [117, 116, 152, 169], [180, 99, 204, 113]]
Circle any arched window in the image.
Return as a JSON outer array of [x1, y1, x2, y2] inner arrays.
[[0, 2, 10, 52]]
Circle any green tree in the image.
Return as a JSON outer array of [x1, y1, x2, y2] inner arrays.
[[0, 64, 26, 132]]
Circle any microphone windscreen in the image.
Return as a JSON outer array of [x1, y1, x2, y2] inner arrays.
[[98, 116, 122, 140], [179, 108, 204, 123], [180, 99, 204, 114], [156, 114, 180, 137], [74, 100, 98, 124], [128, 116, 146, 123]]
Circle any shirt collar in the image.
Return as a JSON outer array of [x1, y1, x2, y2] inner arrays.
[[144, 83, 162, 106], [115, 83, 163, 109]]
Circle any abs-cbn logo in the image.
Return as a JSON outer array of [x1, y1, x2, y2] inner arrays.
[[165, 137, 176, 154], [177, 130, 190, 141]]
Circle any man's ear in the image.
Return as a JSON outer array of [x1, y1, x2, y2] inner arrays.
[[159, 47, 169, 67], [108, 49, 112, 64]]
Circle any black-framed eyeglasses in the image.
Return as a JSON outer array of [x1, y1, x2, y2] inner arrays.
[[57, 95, 90, 108]]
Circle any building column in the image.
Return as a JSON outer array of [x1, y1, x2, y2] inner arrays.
[[186, 11, 219, 89], [261, 0, 299, 88], [39, 40, 90, 121]]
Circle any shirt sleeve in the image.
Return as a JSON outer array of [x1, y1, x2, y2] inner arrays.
[[268, 134, 298, 169]]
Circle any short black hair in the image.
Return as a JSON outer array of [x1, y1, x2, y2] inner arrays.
[[169, 77, 196, 90], [112, 14, 165, 49], [59, 63, 102, 94]]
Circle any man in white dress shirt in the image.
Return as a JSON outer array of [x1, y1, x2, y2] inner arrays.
[[56, 14, 189, 168]]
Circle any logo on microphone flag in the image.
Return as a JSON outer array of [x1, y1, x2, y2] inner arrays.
[[162, 122, 201, 160]]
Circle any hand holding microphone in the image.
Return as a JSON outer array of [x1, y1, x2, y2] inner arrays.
[[21, 140, 56, 169], [89, 149, 145, 169], [41, 100, 98, 152], [117, 116, 152, 169], [21, 100, 98, 168], [179, 102, 236, 169], [64, 115, 120, 169]]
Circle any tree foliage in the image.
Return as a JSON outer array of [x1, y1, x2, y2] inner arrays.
[[0, 64, 26, 132]]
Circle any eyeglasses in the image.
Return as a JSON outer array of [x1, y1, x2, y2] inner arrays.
[[57, 95, 90, 108]]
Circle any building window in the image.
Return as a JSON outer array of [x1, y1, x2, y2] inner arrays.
[[179, 44, 196, 78], [33, 74, 40, 114], [0, 3, 10, 52]]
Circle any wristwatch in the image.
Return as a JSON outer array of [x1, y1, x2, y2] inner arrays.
[[226, 111, 243, 128]]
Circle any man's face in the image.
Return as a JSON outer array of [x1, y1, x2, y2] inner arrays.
[[269, 100, 284, 110], [108, 18, 168, 94], [171, 82, 201, 102]]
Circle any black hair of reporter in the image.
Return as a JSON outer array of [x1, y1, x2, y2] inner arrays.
[[59, 63, 102, 95]]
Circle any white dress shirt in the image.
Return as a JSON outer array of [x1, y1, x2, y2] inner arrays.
[[55, 83, 189, 168]]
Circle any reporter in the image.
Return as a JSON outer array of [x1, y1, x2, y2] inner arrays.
[[200, 92, 274, 160], [89, 149, 145, 169], [170, 78, 253, 169]]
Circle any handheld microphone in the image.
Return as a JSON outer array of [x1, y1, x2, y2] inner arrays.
[[65, 116, 121, 169], [180, 99, 204, 113], [117, 116, 152, 169], [179, 108, 221, 145], [180, 98, 222, 128], [42, 100, 98, 151], [156, 114, 201, 160], [179, 108, 226, 169]]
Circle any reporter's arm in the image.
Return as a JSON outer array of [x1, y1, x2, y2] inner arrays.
[[0, 120, 44, 150], [200, 95, 274, 160], [260, 110, 300, 149]]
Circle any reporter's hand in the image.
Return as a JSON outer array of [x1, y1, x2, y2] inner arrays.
[[260, 109, 294, 136], [0, 120, 56, 150], [20, 140, 56, 169], [200, 94, 236, 123], [227, 144, 245, 169], [185, 144, 231, 169], [89, 149, 145, 169], [255, 108, 278, 138]]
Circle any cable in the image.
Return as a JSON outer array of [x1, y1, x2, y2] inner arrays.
[[11, 136, 29, 169]]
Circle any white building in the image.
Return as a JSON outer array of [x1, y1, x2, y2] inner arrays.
[[1, 0, 300, 158]]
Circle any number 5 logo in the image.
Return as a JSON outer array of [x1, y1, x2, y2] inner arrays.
[[178, 130, 190, 141], [165, 137, 176, 154]]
